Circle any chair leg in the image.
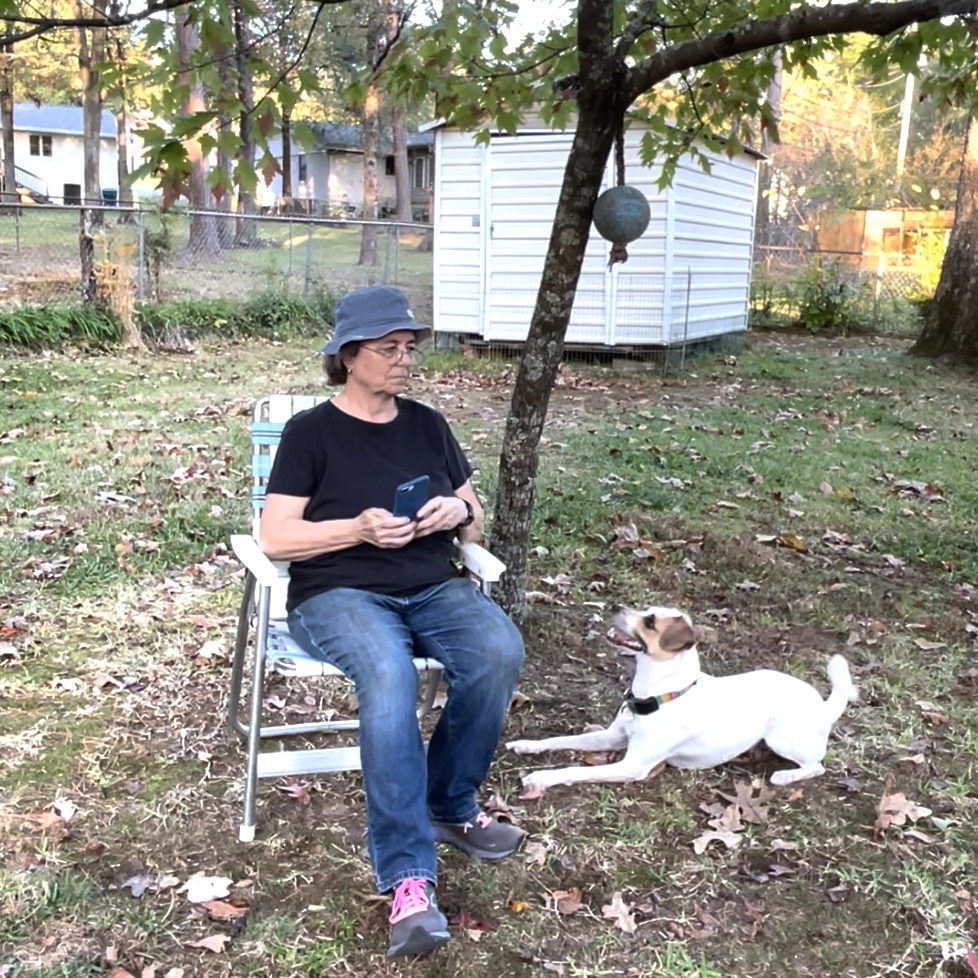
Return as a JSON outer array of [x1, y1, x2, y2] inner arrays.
[[417, 667, 444, 722], [228, 572, 256, 740], [240, 581, 272, 843]]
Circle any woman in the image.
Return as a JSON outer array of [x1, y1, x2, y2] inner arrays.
[[259, 285, 526, 958]]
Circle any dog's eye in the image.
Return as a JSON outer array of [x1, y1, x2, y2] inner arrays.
[[643, 614, 657, 629]]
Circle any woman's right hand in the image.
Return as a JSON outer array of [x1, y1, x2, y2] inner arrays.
[[357, 508, 417, 549]]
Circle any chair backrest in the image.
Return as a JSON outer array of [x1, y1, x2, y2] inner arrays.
[[251, 394, 329, 619]]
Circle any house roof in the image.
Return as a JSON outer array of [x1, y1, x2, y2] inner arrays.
[[14, 103, 117, 139]]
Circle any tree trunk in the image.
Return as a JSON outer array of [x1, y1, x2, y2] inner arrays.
[[175, 6, 220, 255], [214, 50, 235, 247], [358, 4, 382, 266], [754, 50, 782, 245], [232, 0, 258, 247], [281, 105, 293, 206], [76, 0, 105, 211], [489, 100, 625, 614], [392, 105, 411, 222], [909, 115, 978, 365], [0, 33, 16, 210]]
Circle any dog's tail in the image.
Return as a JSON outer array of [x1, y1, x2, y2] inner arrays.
[[824, 654, 858, 722]]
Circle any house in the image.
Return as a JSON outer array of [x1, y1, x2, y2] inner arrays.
[[264, 123, 434, 221], [4, 103, 131, 204], [429, 120, 763, 348]]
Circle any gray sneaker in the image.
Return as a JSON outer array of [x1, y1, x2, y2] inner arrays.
[[431, 811, 526, 860], [386, 879, 450, 958]]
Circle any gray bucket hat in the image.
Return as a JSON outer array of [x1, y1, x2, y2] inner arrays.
[[321, 285, 431, 355]]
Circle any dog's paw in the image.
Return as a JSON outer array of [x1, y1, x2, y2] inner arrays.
[[506, 739, 542, 755], [519, 775, 548, 800]]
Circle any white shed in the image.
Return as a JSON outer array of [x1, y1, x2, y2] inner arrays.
[[430, 122, 762, 348]]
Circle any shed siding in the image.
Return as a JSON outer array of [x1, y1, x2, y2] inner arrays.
[[432, 124, 759, 346]]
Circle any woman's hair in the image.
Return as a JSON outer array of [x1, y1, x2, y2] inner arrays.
[[323, 342, 361, 385]]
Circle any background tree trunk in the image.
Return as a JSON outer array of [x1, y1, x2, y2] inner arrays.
[[358, 3, 382, 266], [392, 106, 411, 222], [232, 0, 258, 247], [281, 105, 293, 207], [910, 115, 978, 365], [175, 5, 220, 255], [0, 33, 16, 210]]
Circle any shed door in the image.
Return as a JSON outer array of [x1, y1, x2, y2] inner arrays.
[[485, 134, 611, 343]]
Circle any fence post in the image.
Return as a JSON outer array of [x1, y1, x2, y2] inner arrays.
[[136, 209, 145, 302], [874, 253, 883, 327], [304, 222, 312, 295]]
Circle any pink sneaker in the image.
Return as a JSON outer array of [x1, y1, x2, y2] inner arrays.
[[386, 878, 449, 957]]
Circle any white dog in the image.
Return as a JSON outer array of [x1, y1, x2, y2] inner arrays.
[[507, 605, 857, 794]]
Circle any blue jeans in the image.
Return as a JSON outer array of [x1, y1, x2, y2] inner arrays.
[[288, 576, 524, 893]]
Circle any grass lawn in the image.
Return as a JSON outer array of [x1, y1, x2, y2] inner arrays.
[[0, 328, 976, 977]]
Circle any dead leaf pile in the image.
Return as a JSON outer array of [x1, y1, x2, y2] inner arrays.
[[692, 780, 775, 854]]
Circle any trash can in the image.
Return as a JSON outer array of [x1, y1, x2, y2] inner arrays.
[[101, 188, 118, 206]]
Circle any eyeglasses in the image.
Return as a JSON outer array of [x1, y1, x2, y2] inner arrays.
[[360, 343, 425, 364]]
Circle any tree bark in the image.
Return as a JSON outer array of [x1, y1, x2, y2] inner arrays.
[[281, 105, 293, 206], [489, 0, 628, 615], [358, 2, 382, 265], [175, 5, 220, 255], [232, 0, 258, 247], [910, 115, 978, 364], [392, 105, 411, 222], [0, 33, 16, 210]]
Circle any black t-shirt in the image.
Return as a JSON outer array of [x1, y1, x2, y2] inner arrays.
[[265, 397, 474, 612]]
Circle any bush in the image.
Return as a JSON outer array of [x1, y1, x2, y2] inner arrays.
[[134, 288, 339, 343], [795, 258, 874, 335], [0, 305, 123, 350]]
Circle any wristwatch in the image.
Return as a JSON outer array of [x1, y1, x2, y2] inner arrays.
[[457, 498, 475, 528]]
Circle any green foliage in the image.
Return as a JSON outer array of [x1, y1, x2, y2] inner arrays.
[[134, 288, 338, 342], [795, 258, 873, 335], [0, 305, 122, 350]]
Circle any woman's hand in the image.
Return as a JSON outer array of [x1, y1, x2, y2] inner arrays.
[[357, 508, 417, 549], [414, 496, 467, 538]]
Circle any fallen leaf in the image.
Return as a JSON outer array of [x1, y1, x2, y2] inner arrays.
[[552, 888, 584, 915], [199, 899, 249, 920], [184, 934, 230, 953], [508, 898, 533, 914], [601, 891, 637, 934], [179, 875, 233, 903], [692, 829, 743, 854], [523, 841, 548, 866]]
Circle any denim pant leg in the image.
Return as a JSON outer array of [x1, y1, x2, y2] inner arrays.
[[404, 578, 525, 823], [288, 588, 437, 894]]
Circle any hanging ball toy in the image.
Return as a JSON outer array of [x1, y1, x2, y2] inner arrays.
[[592, 185, 651, 244]]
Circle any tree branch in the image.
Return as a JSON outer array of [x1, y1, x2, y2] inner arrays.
[[627, 0, 978, 100]]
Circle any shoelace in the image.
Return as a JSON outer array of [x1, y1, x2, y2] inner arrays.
[[389, 878, 430, 924]]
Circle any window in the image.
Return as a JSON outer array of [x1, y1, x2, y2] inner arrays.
[[63, 183, 81, 206], [297, 154, 307, 183], [29, 134, 52, 157], [411, 155, 431, 190], [385, 155, 396, 176]]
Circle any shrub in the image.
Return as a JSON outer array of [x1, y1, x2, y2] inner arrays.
[[795, 258, 874, 335], [134, 288, 339, 343], [0, 304, 122, 350]]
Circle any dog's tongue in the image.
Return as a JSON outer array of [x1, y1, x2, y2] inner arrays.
[[606, 626, 642, 653]]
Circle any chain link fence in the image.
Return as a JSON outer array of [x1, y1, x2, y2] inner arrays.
[[0, 204, 434, 323], [751, 240, 935, 335]]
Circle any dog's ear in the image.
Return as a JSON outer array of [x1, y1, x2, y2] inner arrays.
[[658, 617, 696, 653]]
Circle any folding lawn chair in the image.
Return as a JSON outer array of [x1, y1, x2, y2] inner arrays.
[[228, 394, 506, 842]]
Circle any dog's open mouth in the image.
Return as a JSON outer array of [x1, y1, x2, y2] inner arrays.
[[606, 626, 643, 653]]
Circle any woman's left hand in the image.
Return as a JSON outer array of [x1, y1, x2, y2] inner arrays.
[[414, 496, 467, 538]]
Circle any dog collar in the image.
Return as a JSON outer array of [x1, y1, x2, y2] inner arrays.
[[626, 680, 697, 715]]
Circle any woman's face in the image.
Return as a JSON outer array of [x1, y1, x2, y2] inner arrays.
[[346, 329, 423, 395]]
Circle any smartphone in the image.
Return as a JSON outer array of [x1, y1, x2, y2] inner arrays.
[[392, 475, 430, 520]]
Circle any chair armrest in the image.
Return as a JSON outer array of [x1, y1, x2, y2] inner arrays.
[[230, 534, 290, 589], [455, 541, 506, 583]]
